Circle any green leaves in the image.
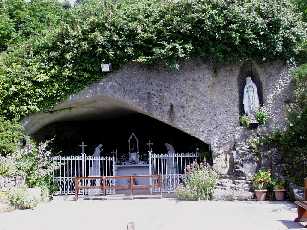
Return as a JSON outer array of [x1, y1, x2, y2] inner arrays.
[[176, 162, 218, 200], [265, 64, 307, 185], [0, 0, 65, 50], [252, 169, 272, 190], [0, 0, 306, 121], [0, 117, 24, 157]]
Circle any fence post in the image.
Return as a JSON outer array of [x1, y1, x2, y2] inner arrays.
[[82, 153, 86, 195], [149, 151, 152, 194], [52, 157, 55, 194], [59, 156, 63, 194], [304, 178, 307, 201], [130, 176, 133, 198], [112, 156, 116, 194]]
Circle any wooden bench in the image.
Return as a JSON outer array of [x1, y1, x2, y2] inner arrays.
[[74, 175, 161, 200], [294, 178, 307, 227]]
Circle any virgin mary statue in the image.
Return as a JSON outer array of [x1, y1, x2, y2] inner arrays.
[[243, 77, 260, 116]]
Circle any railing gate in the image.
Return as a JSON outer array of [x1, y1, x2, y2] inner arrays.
[[149, 152, 199, 192], [52, 154, 115, 195]]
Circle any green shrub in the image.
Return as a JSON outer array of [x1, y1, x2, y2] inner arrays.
[[272, 179, 286, 190], [16, 140, 58, 195], [0, 0, 306, 120], [8, 186, 40, 209], [0, 162, 10, 176], [240, 115, 251, 128], [264, 64, 307, 185], [0, 157, 17, 177], [176, 185, 199, 201], [252, 169, 272, 190], [0, 117, 24, 157], [40, 186, 50, 202], [256, 108, 268, 125], [176, 162, 218, 200]]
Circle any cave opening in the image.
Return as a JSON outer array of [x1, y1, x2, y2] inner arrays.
[[33, 111, 212, 164]]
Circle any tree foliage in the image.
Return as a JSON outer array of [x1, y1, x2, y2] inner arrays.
[[264, 64, 307, 185], [0, 0, 305, 121], [0, 0, 306, 188], [0, 0, 65, 51], [0, 117, 24, 157], [269, 0, 307, 185], [292, 0, 307, 21]]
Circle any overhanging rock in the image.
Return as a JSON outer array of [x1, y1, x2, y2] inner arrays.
[[23, 59, 291, 175]]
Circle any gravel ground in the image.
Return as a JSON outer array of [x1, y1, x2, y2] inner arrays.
[[0, 198, 305, 230]]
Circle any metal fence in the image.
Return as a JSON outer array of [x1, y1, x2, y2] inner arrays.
[[52, 154, 115, 195], [149, 152, 200, 192], [52, 152, 199, 195]]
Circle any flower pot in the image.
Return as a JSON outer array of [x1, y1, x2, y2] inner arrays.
[[255, 190, 267, 201], [274, 189, 286, 201]]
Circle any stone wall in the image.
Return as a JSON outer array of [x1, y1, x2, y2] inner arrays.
[[0, 176, 25, 191], [24, 59, 291, 176]]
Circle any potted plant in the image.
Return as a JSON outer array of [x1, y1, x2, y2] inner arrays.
[[272, 179, 286, 201], [252, 169, 272, 201]]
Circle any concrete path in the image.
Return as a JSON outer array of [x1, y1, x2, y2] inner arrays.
[[0, 199, 305, 230]]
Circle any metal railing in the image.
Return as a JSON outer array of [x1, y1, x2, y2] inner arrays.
[[52, 152, 199, 195], [52, 155, 115, 194], [149, 152, 199, 192]]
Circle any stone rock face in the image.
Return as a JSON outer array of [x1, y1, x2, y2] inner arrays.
[[230, 127, 260, 179], [229, 125, 287, 177], [24, 59, 291, 179], [288, 182, 304, 200], [0, 176, 25, 191], [213, 176, 253, 200]]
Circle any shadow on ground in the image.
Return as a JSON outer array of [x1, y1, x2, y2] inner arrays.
[[279, 220, 306, 229]]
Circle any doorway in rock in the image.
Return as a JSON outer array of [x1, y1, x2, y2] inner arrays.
[[33, 112, 212, 164]]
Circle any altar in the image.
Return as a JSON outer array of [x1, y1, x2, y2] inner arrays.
[[113, 133, 151, 185], [114, 164, 150, 185]]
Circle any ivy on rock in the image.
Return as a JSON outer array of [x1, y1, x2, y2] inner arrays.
[[0, 0, 306, 121]]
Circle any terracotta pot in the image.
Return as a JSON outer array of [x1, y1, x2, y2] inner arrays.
[[255, 190, 267, 201], [274, 189, 286, 201]]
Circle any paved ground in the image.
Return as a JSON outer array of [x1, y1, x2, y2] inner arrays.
[[0, 198, 305, 230]]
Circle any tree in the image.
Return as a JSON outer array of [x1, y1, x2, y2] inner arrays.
[[0, 0, 66, 52]]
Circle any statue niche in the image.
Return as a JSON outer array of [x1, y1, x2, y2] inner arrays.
[[238, 62, 263, 120]]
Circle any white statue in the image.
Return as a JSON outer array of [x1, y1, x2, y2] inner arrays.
[[90, 144, 103, 176], [93, 144, 103, 157], [164, 143, 176, 174], [128, 133, 139, 153], [128, 133, 140, 164], [89, 144, 102, 195], [243, 77, 260, 116], [165, 143, 175, 154]]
